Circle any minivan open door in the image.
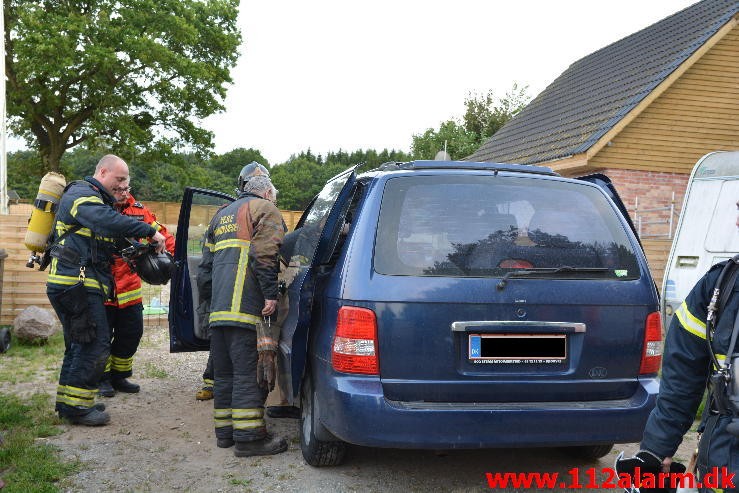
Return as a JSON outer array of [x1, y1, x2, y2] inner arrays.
[[169, 187, 235, 352], [276, 166, 358, 402], [575, 173, 642, 250]]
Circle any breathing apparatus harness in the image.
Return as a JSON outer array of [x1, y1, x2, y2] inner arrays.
[[705, 254, 739, 436]]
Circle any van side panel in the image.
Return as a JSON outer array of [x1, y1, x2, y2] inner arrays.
[[662, 151, 739, 328]]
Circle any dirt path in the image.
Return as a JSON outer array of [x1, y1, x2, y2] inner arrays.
[[27, 324, 699, 492]]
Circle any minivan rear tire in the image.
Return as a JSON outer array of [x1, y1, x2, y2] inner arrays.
[[300, 376, 346, 467], [565, 444, 614, 460]]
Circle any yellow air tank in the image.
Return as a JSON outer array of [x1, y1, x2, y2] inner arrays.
[[24, 172, 66, 257]]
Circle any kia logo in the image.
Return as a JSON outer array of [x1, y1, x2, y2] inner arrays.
[[588, 367, 607, 378]]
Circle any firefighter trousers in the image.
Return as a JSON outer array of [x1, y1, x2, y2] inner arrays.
[[48, 288, 110, 416], [211, 326, 268, 442], [104, 303, 144, 379], [202, 350, 214, 388]]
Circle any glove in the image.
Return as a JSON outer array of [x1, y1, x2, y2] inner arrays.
[[256, 350, 277, 391], [614, 450, 686, 493]]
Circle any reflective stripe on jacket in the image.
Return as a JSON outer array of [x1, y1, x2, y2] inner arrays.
[[641, 261, 739, 477], [46, 177, 156, 296], [198, 193, 285, 330], [106, 194, 175, 308]]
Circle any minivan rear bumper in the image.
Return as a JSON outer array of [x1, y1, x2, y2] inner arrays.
[[317, 373, 658, 449]]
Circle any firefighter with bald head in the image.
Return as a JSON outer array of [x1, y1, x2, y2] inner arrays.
[[48, 154, 166, 426]]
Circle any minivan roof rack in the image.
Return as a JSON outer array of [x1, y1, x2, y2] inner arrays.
[[373, 160, 557, 176]]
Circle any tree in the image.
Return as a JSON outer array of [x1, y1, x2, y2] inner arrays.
[[271, 156, 345, 211], [463, 84, 529, 141], [7, 150, 44, 200], [4, 0, 241, 172], [270, 148, 412, 211], [208, 148, 268, 176], [411, 84, 530, 160], [411, 120, 479, 162]]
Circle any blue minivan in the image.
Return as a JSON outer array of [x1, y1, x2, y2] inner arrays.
[[169, 161, 662, 466]]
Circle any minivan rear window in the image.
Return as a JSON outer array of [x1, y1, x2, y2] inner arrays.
[[374, 175, 640, 279]]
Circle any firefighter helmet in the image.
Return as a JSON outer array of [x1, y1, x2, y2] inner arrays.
[[238, 162, 270, 192], [133, 250, 176, 285]]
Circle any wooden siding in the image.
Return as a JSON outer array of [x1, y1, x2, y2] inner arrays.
[[8, 203, 304, 233], [589, 25, 739, 173], [0, 207, 303, 326], [642, 238, 672, 290]]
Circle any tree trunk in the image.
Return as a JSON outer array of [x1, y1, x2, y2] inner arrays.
[[39, 137, 66, 174]]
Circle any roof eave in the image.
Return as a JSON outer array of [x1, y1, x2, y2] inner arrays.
[[581, 12, 739, 160]]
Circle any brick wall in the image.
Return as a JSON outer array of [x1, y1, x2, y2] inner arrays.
[[589, 168, 689, 239]]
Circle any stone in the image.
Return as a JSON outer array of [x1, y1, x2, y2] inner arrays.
[[12, 306, 60, 343]]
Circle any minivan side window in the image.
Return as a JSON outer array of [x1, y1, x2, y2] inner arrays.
[[289, 177, 349, 267], [374, 175, 640, 279]]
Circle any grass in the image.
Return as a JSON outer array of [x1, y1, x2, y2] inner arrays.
[[0, 332, 65, 386], [0, 329, 79, 492], [141, 362, 169, 379], [0, 393, 78, 492]]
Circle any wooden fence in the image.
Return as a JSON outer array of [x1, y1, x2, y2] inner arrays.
[[0, 203, 302, 326], [0, 205, 673, 326]]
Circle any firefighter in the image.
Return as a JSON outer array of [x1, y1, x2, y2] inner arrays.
[[48, 154, 166, 426], [198, 174, 287, 456], [196, 161, 270, 401], [98, 182, 175, 397], [616, 200, 739, 492]]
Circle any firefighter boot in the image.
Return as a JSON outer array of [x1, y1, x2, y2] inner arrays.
[[61, 408, 111, 426], [196, 386, 214, 401], [234, 434, 288, 457], [217, 438, 235, 448], [266, 406, 301, 419], [98, 379, 116, 397], [112, 378, 140, 393]]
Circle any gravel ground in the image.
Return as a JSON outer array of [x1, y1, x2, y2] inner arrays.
[[13, 322, 700, 492]]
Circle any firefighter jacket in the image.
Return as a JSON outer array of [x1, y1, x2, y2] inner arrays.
[[47, 177, 157, 297], [640, 261, 739, 480], [198, 192, 285, 329], [106, 194, 175, 308]]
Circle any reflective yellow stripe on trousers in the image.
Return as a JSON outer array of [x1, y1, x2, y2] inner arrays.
[[56, 384, 96, 407]]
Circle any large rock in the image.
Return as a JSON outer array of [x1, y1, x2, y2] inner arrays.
[[13, 306, 60, 343]]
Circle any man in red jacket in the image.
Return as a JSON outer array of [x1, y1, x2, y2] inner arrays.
[[99, 183, 176, 397]]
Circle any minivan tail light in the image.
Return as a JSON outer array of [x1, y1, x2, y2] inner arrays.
[[332, 306, 379, 375], [640, 312, 663, 375]]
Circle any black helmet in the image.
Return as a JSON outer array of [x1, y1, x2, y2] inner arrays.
[[238, 161, 270, 192], [132, 251, 176, 285]]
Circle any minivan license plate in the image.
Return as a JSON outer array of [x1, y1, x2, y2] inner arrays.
[[468, 334, 566, 364]]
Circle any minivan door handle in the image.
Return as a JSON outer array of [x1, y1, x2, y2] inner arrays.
[[450, 321, 586, 333]]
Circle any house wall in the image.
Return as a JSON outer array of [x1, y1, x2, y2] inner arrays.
[[589, 25, 739, 174], [589, 168, 688, 238], [557, 26, 739, 285]]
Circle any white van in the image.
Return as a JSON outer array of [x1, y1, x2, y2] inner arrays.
[[662, 151, 739, 329]]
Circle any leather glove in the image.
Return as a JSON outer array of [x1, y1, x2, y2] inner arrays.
[[614, 450, 686, 493], [256, 350, 277, 391]]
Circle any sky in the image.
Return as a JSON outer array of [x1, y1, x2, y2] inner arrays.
[[7, 0, 700, 164], [202, 0, 698, 164]]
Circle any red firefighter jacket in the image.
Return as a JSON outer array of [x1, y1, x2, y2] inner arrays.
[[106, 194, 175, 308]]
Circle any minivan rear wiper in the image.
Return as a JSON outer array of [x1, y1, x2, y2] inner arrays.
[[496, 266, 610, 291]]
